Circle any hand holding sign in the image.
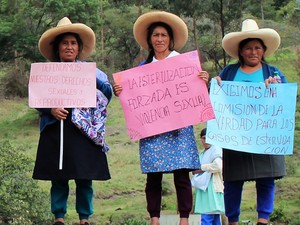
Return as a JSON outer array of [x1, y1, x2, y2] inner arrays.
[[29, 62, 96, 108], [113, 73, 123, 97], [113, 50, 215, 141], [29, 62, 97, 169], [207, 79, 297, 155]]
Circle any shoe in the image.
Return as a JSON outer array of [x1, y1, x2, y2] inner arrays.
[[82, 223, 90, 225], [257, 223, 268, 225], [53, 222, 65, 225]]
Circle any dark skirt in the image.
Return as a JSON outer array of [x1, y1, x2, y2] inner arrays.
[[223, 149, 286, 182], [32, 112, 111, 181]]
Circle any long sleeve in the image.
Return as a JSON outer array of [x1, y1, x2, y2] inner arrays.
[[201, 157, 222, 173], [96, 68, 112, 102], [96, 79, 112, 102], [202, 157, 224, 193]]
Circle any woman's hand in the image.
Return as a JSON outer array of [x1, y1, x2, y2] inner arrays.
[[215, 76, 222, 86], [113, 83, 123, 97], [264, 76, 277, 88], [51, 108, 68, 120], [192, 169, 203, 175], [198, 71, 209, 83]]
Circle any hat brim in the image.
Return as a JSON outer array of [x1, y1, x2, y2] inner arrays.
[[222, 28, 280, 59], [38, 23, 95, 61], [133, 11, 188, 51]]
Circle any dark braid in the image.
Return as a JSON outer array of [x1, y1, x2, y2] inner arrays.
[[145, 49, 155, 64]]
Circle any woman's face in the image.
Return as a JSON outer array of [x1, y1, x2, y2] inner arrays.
[[150, 26, 171, 54], [239, 39, 265, 67], [58, 34, 79, 62], [201, 135, 211, 150]]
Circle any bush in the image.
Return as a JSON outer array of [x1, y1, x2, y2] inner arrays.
[[0, 141, 51, 224], [106, 214, 148, 225], [2, 68, 29, 98], [1, 59, 30, 98], [270, 202, 288, 224], [123, 218, 147, 225]]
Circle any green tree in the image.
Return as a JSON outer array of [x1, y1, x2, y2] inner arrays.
[[0, 0, 20, 62], [272, 0, 290, 9], [102, 5, 141, 73], [0, 0, 102, 63], [170, 0, 243, 71], [277, 0, 300, 27]]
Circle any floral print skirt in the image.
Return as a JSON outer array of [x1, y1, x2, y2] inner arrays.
[[139, 126, 200, 173]]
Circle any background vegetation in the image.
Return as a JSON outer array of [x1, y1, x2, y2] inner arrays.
[[0, 0, 299, 224]]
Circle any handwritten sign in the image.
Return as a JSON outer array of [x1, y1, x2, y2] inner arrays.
[[207, 79, 297, 155], [113, 50, 215, 141], [29, 62, 96, 108]]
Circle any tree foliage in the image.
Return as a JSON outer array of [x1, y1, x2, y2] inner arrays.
[[0, 0, 102, 62], [101, 6, 140, 71], [0, 0, 299, 89]]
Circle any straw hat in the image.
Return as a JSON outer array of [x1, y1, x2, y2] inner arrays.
[[38, 17, 96, 61], [222, 19, 280, 59], [133, 11, 188, 51]]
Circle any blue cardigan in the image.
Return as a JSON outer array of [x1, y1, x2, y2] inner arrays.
[[219, 62, 287, 83], [37, 67, 112, 133]]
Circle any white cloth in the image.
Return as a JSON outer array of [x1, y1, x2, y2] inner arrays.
[[201, 146, 223, 193], [152, 50, 179, 62], [192, 146, 223, 192], [191, 170, 212, 191]]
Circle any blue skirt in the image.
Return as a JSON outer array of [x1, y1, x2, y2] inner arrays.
[[139, 126, 200, 173]]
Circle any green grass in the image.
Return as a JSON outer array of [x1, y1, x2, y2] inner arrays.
[[0, 48, 299, 224], [1, 96, 299, 224], [268, 47, 300, 83]]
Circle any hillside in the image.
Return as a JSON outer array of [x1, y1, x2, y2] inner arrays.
[[0, 93, 299, 224], [0, 47, 299, 225]]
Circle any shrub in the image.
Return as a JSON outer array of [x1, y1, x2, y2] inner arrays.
[[1, 58, 30, 98], [2, 68, 29, 98], [123, 218, 147, 225], [270, 202, 288, 224], [0, 141, 51, 224]]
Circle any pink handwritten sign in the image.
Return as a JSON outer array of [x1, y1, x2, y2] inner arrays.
[[113, 50, 215, 141], [29, 62, 96, 108]]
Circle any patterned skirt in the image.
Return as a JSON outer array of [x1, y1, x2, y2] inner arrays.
[[139, 126, 200, 173]]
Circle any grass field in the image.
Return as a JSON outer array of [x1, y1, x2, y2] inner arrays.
[[0, 95, 299, 225], [0, 47, 299, 224]]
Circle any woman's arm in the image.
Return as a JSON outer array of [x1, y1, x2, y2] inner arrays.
[[96, 68, 113, 101], [97, 79, 112, 101]]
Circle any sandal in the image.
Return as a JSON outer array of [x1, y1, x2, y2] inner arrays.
[[53, 222, 65, 225]]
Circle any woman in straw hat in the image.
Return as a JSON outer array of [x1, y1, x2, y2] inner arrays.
[[206, 19, 287, 225], [114, 11, 209, 225], [32, 17, 112, 225]]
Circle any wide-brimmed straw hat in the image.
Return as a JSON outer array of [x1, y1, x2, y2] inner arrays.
[[133, 11, 188, 51], [38, 17, 96, 61], [222, 19, 280, 59]]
